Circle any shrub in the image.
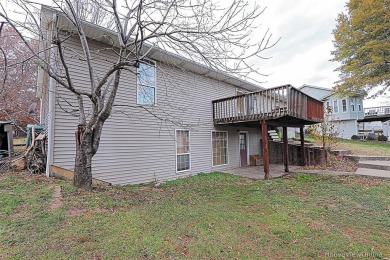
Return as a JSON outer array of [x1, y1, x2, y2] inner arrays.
[[351, 135, 360, 140], [378, 135, 388, 141], [366, 135, 376, 141]]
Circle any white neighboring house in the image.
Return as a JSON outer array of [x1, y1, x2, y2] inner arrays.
[[299, 85, 364, 139]]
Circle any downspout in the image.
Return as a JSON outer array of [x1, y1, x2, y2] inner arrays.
[[45, 13, 57, 177]]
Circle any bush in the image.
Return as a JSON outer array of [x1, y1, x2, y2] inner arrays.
[[378, 135, 388, 141], [366, 135, 376, 141], [351, 135, 360, 140]]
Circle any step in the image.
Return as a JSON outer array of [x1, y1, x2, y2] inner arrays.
[[358, 160, 390, 171], [355, 168, 390, 179], [344, 155, 390, 161], [331, 150, 352, 156]]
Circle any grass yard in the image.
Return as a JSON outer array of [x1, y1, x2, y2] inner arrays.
[[331, 139, 390, 156], [0, 171, 389, 259]]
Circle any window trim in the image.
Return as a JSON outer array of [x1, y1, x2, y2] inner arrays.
[[341, 98, 348, 113], [211, 130, 229, 167], [175, 129, 191, 173], [136, 59, 157, 105], [350, 99, 355, 112]]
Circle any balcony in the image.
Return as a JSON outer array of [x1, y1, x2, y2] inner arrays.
[[359, 106, 390, 122], [212, 85, 324, 127]]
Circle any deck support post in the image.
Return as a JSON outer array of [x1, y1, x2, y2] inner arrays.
[[261, 120, 270, 179], [300, 127, 306, 166], [283, 126, 289, 172]]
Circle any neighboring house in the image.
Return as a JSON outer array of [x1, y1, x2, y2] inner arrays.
[[299, 85, 365, 139], [38, 7, 323, 185], [358, 106, 390, 139]]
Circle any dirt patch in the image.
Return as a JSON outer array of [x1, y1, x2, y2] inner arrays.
[[49, 185, 63, 210], [336, 175, 390, 187], [9, 203, 28, 219]]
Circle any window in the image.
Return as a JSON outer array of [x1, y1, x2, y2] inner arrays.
[[342, 99, 348, 112], [333, 100, 339, 113], [357, 100, 362, 112], [212, 131, 228, 166], [176, 130, 190, 172], [350, 99, 355, 112], [137, 60, 156, 105]]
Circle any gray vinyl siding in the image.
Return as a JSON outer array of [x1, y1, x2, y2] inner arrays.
[[332, 120, 358, 139], [51, 36, 260, 185]]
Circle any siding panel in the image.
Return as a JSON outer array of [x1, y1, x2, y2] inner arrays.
[[52, 36, 261, 184]]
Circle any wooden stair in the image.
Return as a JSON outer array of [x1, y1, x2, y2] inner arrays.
[[268, 130, 281, 141]]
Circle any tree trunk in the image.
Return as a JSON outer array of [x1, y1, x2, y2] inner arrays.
[[74, 124, 93, 189]]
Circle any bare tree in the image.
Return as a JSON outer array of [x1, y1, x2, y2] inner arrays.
[[0, 24, 39, 131], [0, 0, 276, 189]]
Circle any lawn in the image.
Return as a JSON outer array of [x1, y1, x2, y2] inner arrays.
[[332, 139, 390, 156], [0, 171, 389, 259]]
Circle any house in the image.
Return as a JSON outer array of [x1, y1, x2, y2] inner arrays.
[[38, 6, 323, 185], [299, 85, 365, 139]]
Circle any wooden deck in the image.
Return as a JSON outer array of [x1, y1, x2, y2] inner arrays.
[[212, 85, 324, 127], [359, 106, 390, 122]]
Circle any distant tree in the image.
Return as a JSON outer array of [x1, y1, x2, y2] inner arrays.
[[0, 23, 39, 132], [331, 0, 390, 97]]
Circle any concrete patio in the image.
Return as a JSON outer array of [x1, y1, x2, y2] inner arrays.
[[223, 164, 301, 180]]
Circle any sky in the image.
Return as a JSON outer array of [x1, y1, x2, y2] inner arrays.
[[1, 0, 388, 108], [255, 0, 387, 108]]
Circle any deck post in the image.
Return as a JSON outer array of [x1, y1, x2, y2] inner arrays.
[[261, 120, 270, 179], [283, 126, 289, 172], [300, 127, 306, 166]]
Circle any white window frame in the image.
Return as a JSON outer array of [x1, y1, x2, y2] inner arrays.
[[342, 98, 348, 113], [211, 130, 229, 167], [333, 100, 339, 113], [175, 129, 191, 172], [357, 99, 362, 112], [136, 59, 156, 105], [350, 99, 355, 112]]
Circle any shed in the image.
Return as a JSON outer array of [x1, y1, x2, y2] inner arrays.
[[0, 121, 13, 158]]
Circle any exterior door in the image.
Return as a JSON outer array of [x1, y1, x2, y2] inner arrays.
[[239, 133, 248, 167]]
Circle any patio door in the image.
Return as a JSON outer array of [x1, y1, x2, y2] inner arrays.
[[239, 132, 248, 167]]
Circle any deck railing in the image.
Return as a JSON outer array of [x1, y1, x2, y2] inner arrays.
[[364, 106, 390, 117], [212, 85, 323, 124]]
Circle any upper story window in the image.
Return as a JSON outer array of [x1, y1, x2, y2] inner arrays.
[[350, 99, 355, 112], [357, 100, 362, 112], [333, 100, 339, 113], [137, 60, 156, 105], [342, 99, 348, 112]]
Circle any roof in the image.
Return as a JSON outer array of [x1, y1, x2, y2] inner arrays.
[[299, 84, 333, 92], [40, 5, 263, 92]]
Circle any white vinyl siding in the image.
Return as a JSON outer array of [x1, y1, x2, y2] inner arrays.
[[176, 130, 190, 172], [49, 35, 261, 185], [212, 131, 228, 166], [137, 60, 156, 105]]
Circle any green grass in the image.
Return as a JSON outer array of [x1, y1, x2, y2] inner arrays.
[[1, 171, 389, 259], [332, 139, 390, 156]]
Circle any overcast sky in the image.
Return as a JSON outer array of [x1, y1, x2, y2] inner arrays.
[[256, 0, 387, 107], [2, 0, 387, 107]]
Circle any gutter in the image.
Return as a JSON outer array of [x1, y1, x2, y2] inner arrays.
[[45, 12, 57, 177]]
